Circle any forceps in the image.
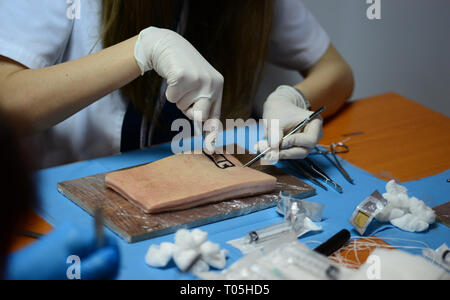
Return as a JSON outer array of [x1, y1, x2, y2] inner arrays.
[[303, 158, 343, 193], [286, 159, 343, 193], [312, 142, 354, 184], [286, 160, 328, 191]]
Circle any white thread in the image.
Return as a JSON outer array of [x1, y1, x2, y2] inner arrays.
[[330, 236, 436, 269]]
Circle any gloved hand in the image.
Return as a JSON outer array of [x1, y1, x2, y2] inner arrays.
[[255, 86, 323, 160], [5, 223, 120, 280], [134, 27, 223, 123]]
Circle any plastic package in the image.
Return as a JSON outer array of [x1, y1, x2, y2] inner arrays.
[[349, 190, 387, 235], [422, 243, 450, 272], [276, 191, 324, 222], [202, 234, 348, 280], [227, 191, 322, 254]]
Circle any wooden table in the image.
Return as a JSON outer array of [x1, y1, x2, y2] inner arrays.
[[10, 92, 450, 251], [321, 92, 450, 182]]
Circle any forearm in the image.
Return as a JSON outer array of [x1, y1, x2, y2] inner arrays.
[[0, 36, 141, 134], [294, 45, 354, 118]]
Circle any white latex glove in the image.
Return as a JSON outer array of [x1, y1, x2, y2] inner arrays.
[[134, 27, 223, 122], [256, 86, 323, 160]]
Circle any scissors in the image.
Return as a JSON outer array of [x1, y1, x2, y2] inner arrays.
[[311, 142, 354, 184]]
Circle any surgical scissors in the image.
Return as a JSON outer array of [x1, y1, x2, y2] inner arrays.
[[311, 142, 354, 184]]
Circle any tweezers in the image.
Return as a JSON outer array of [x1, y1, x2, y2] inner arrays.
[[291, 159, 343, 193], [303, 158, 343, 193], [286, 160, 328, 191]]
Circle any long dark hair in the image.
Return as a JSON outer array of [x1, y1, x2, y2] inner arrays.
[[102, 0, 274, 122], [0, 111, 36, 278]]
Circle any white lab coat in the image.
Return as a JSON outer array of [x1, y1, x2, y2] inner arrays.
[[0, 0, 329, 169]]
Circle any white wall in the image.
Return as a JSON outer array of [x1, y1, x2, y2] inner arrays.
[[255, 0, 450, 117]]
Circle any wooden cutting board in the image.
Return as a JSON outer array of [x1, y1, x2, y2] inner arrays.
[[57, 149, 315, 243]]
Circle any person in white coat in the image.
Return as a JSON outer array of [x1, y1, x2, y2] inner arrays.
[[0, 0, 354, 169]]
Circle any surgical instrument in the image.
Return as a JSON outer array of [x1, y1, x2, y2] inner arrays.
[[303, 158, 343, 193], [330, 143, 354, 184], [244, 106, 326, 168], [311, 143, 354, 184], [286, 160, 328, 191]]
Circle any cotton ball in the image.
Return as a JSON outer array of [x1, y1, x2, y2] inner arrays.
[[207, 250, 228, 270], [378, 205, 406, 222], [190, 259, 210, 274], [145, 242, 174, 268], [420, 208, 436, 224], [408, 197, 435, 224], [385, 180, 408, 195], [382, 193, 406, 210], [200, 241, 228, 270], [382, 191, 409, 209], [191, 229, 208, 247], [397, 193, 411, 209], [376, 206, 391, 223], [200, 241, 221, 256], [173, 246, 200, 272], [146, 229, 229, 273], [377, 181, 435, 232], [382, 192, 398, 203], [390, 208, 406, 220], [174, 228, 197, 250], [391, 214, 429, 232], [409, 198, 425, 214]]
